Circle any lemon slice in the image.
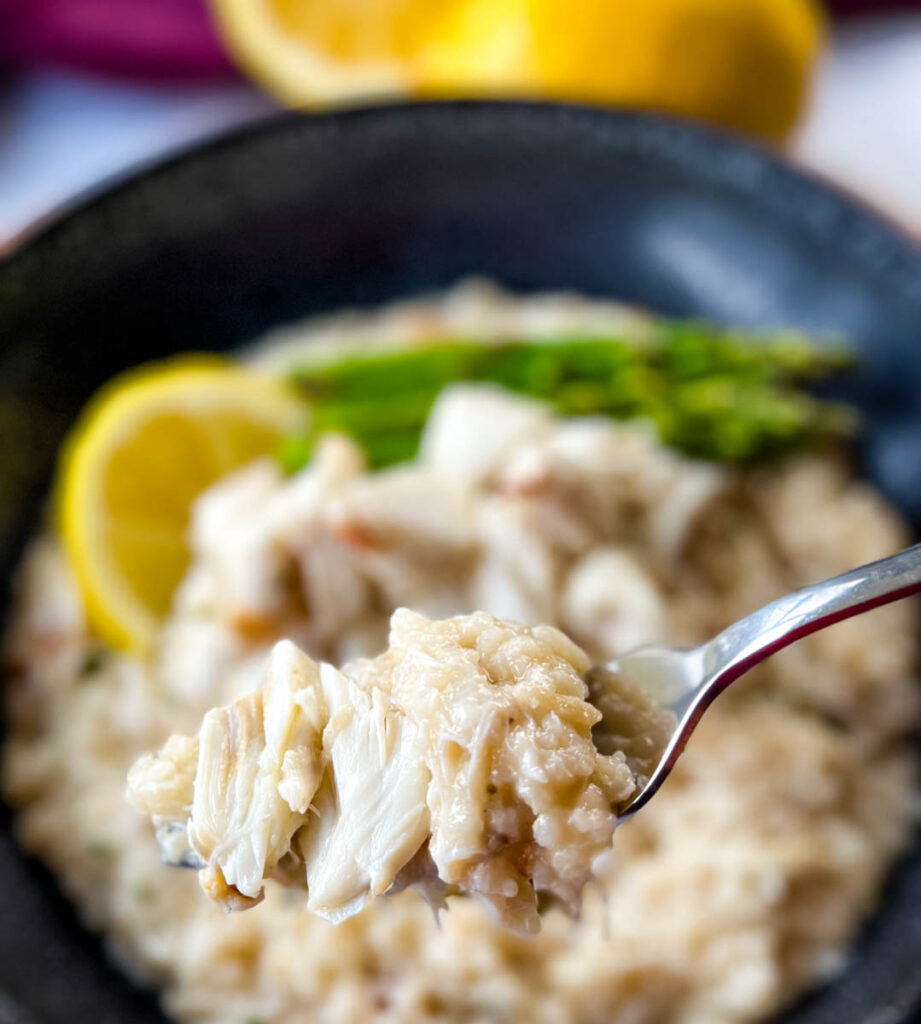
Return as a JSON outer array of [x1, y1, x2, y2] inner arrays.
[[209, 0, 822, 140], [56, 356, 307, 654]]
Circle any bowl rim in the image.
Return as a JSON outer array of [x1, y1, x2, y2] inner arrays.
[[2, 100, 920, 308]]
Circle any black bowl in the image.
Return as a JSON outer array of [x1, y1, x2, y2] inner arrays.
[[1, 101, 920, 1024]]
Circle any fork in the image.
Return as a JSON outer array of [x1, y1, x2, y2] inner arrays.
[[603, 542, 921, 819]]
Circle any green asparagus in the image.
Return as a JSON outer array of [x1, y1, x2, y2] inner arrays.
[[281, 322, 854, 472]]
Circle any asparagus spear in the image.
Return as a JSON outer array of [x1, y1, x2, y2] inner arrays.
[[281, 324, 854, 472]]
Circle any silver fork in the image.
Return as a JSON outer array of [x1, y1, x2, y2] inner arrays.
[[608, 542, 921, 819]]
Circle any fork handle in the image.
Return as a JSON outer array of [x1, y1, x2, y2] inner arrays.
[[700, 541, 921, 692]]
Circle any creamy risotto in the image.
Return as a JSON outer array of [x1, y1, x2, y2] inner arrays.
[[128, 611, 640, 934], [3, 283, 918, 1024]]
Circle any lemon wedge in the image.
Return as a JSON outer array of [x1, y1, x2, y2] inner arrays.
[[56, 356, 307, 654], [209, 0, 823, 141]]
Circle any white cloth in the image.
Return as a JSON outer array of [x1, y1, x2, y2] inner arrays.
[[793, 13, 921, 237]]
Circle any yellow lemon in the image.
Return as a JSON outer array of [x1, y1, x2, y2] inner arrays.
[[210, 0, 823, 141], [56, 356, 307, 654]]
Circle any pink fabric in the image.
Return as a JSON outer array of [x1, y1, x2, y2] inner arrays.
[[0, 0, 235, 80]]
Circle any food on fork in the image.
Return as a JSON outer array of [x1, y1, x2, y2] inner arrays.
[[129, 609, 657, 934]]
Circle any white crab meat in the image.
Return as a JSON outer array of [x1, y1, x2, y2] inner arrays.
[[128, 609, 637, 934], [420, 384, 553, 485], [561, 548, 669, 658]]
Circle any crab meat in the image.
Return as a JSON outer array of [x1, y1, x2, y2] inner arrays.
[[128, 609, 638, 934]]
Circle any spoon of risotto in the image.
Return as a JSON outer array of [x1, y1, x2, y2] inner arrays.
[[128, 543, 921, 934]]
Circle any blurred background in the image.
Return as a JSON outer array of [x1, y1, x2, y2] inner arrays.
[[1, 0, 919, 254]]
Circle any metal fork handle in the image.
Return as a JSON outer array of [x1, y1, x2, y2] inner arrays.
[[623, 542, 921, 819], [702, 541, 921, 695]]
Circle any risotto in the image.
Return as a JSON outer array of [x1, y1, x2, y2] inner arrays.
[[3, 283, 917, 1024], [128, 610, 640, 934]]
